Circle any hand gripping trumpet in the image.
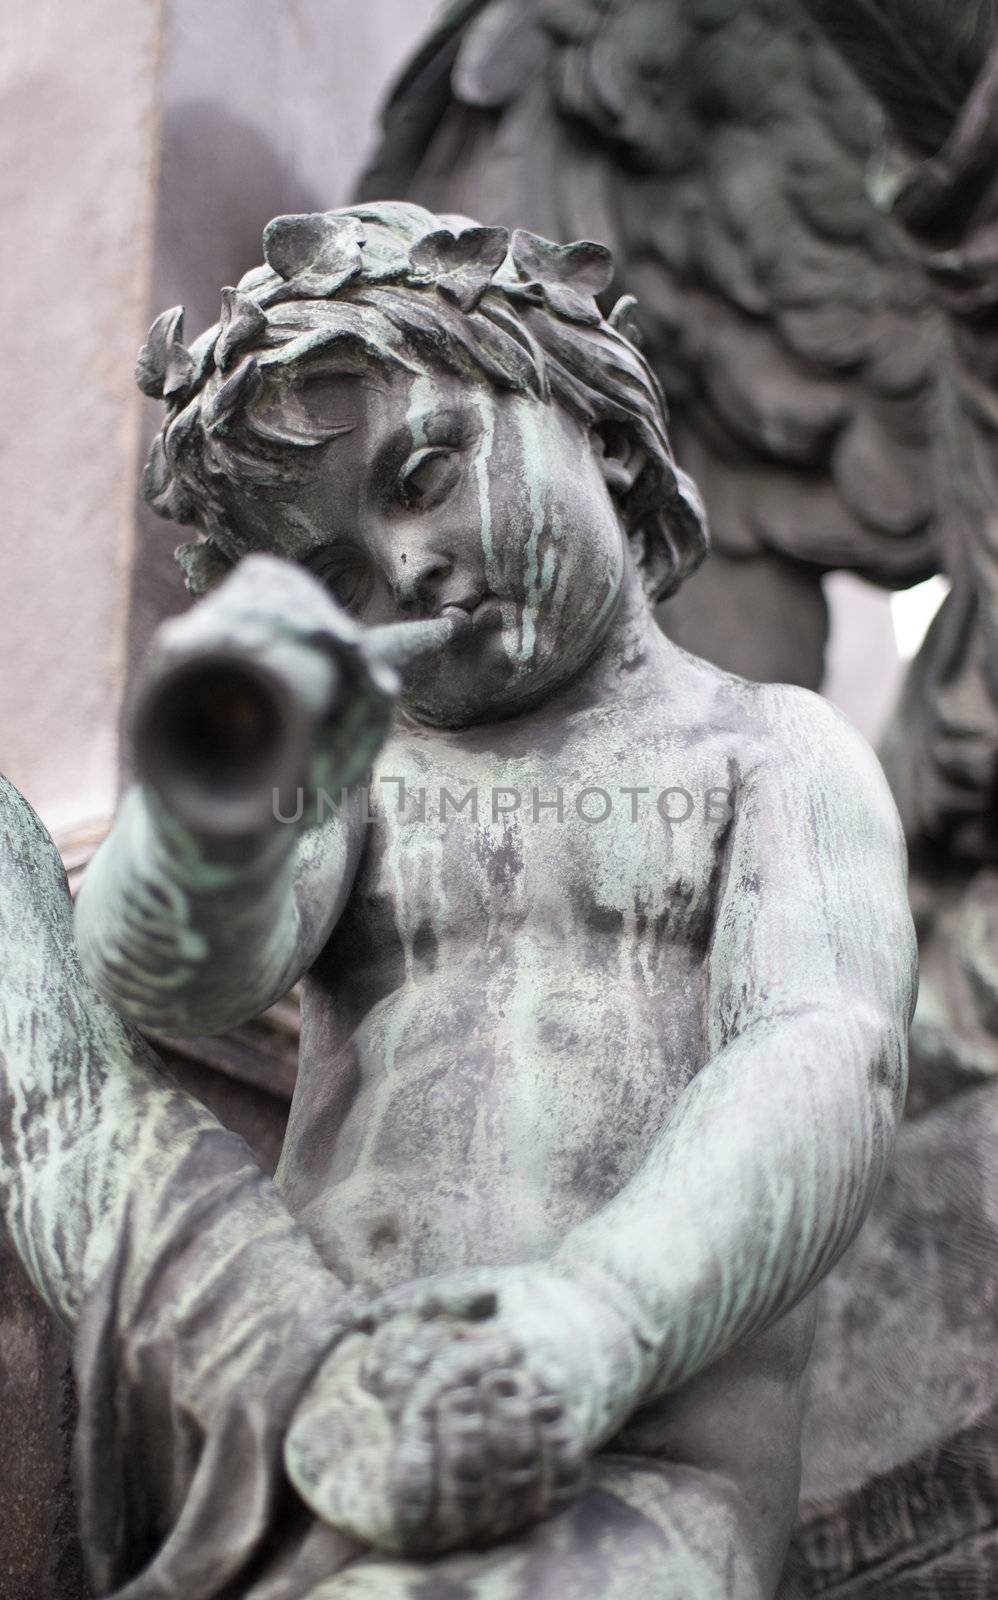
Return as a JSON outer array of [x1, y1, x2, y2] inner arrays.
[[132, 554, 464, 840]]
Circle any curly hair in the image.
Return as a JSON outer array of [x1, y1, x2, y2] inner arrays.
[[138, 201, 708, 602]]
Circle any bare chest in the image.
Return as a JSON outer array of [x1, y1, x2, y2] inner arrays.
[[321, 715, 735, 999], [289, 711, 738, 1272]]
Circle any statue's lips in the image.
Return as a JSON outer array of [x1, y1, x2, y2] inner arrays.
[[438, 595, 503, 632]]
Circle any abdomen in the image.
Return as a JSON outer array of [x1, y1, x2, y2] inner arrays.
[[281, 947, 703, 1291]]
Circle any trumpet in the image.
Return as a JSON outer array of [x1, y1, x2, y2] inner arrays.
[[132, 582, 463, 841]]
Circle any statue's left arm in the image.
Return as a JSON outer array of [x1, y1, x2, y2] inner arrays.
[[551, 689, 917, 1442]]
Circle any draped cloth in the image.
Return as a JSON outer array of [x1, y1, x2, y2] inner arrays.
[[71, 1127, 361, 1598]]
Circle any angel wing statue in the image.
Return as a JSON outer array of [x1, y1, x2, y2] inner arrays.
[[793, 0, 998, 1092], [356, 0, 952, 688]]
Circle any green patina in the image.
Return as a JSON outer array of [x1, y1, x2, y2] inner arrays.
[[0, 201, 916, 1600]]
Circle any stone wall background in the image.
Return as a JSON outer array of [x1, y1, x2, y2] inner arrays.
[[0, 0, 440, 844], [0, 0, 164, 840]]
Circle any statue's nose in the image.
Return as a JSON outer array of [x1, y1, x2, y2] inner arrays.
[[384, 546, 454, 613]]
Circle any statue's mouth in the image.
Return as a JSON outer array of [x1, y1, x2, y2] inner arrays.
[[437, 592, 502, 629]]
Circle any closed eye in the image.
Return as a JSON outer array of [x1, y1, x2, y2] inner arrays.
[[398, 447, 462, 511], [305, 544, 373, 613]]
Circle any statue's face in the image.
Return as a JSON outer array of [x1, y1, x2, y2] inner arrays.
[[225, 361, 630, 724]]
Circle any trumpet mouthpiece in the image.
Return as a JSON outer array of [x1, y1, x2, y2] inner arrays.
[[362, 611, 471, 674]]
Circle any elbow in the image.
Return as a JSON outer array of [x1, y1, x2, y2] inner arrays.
[[824, 999, 908, 1214], [796, 993, 909, 1123], [850, 996, 909, 1128], [807, 995, 907, 1160], [762, 996, 909, 1172]]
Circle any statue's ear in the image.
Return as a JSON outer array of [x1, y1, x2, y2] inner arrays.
[[592, 422, 646, 499]]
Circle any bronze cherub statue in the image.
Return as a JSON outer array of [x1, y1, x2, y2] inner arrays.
[[0, 201, 914, 1598]]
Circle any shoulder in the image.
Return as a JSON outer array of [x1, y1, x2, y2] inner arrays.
[[724, 681, 908, 880], [750, 682, 896, 797], [666, 649, 892, 796], [662, 648, 906, 855]]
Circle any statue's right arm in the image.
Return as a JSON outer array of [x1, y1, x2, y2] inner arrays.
[[74, 784, 365, 1037], [74, 555, 388, 1037]]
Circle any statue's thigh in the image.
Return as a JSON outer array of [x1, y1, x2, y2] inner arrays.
[[313, 1455, 771, 1600]]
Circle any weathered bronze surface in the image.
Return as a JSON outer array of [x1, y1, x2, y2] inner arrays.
[[354, 8, 998, 1587], [0, 203, 915, 1597]]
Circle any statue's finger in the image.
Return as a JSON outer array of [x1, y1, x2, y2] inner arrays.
[[389, 1414, 438, 1539], [532, 1392, 565, 1425], [431, 1392, 495, 1549], [517, 1390, 588, 1516], [479, 1367, 535, 1410], [437, 1392, 488, 1487], [543, 1423, 589, 1510], [481, 1369, 540, 1469], [489, 1440, 547, 1535]]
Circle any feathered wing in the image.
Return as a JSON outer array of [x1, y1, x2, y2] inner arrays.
[[798, 0, 998, 860], [797, 0, 995, 156], [357, 0, 953, 596]]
